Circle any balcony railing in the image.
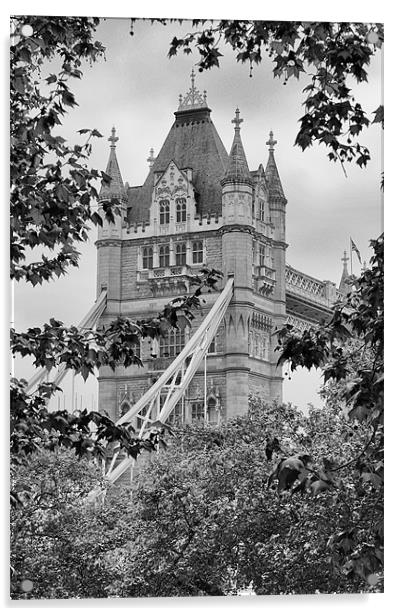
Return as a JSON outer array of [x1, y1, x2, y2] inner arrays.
[[138, 264, 194, 282], [285, 265, 340, 307]]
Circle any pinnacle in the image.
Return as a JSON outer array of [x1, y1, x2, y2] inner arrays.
[[99, 126, 126, 199], [222, 109, 252, 185], [265, 131, 286, 201]]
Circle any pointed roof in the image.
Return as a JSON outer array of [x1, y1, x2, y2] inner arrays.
[[339, 250, 352, 294], [127, 74, 229, 224], [99, 127, 126, 200], [221, 108, 252, 186], [265, 131, 286, 202]]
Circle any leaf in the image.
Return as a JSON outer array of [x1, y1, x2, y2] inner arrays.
[[372, 105, 384, 127]]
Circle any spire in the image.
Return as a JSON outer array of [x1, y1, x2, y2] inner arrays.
[[100, 126, 126, 199], [222, 108, 252, 185], [178, 69, 208, 111], [339, 250, 352, 294], [265, 130, 286, 202], [147, 147, 155, 169]]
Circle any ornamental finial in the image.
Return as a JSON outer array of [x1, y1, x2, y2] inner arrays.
[[147, 147, 155, 168], [177, 70, 208, 111], [232, 108, 243, 131], [266, 130, 277, 152], [342, 250, 349, 267], [108, 126, 119, 148]]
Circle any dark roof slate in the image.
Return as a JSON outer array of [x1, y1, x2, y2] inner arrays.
[[99, 140, 126, 200], [127, 109, 229, 224], [265, 151, 286, 202], [222, 127, 252, 185]]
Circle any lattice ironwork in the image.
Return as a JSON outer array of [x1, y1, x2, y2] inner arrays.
[[285, 266, 326, 298], [24, 290, 108, 395], [104, 277, 234, 485]]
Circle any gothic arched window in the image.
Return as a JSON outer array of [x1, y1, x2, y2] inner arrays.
[[142, 246, 153, 269], [120, 401, 130, 417], [192, 240, 203, 264], [159, 199, 170, 225], [191, 401, 204, 425], [207, 397, 218, 425], [259, 199, 265, 221], [175, 197, 187, 223], [259, 244, 265, 267], [208, 335, 216, 354], [159, 244, 170, 267], [159, 325, 186, 358], [175, 242, 187, 266], [166, 404, 184, 426]]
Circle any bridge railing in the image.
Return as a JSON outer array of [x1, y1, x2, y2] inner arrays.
[[285, 265, 341, 308]]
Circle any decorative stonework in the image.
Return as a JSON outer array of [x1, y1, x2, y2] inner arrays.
[[118, 384, 136, 417], [178, 69, 208, 111], [251, 312, 273, 331], [96, 78, 343, 427], [285, 315, 312, 332]]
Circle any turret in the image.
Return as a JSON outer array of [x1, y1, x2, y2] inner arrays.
[[265, 131, 287, 243], [98, 126, 128, 240], [96, 127, 127, 298], [221, 108, 254, 287], [221, 108, 253, 227], [220, 109, 254, 417], [339, 250, 352, 295]]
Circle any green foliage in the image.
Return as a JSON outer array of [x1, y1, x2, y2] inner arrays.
[[166, 20, 383, 168], [275, 234, 383, 583], [10, 16, 116, 285], [10, 268, 222, 380], [277, 234, 383, 424], [10, 449, 110, 599], [10, 401, 383, 598], [10, 268, 222, 472], [10, 16, 224, 486]]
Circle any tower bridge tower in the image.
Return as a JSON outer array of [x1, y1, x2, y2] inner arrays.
[[96, 74, 288, 424]]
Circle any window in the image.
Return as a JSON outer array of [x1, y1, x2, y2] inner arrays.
[[159, 199, 170, 225], [208, 336, 216, 354], [259, 244, 265, 267], [259, 199, 265, 221], [192, 240, 203, 264], [159, 244, 170, 267], [175, 242, 187, 266], [142, 246, 153, 269], [260, 336, 267, 359], [120, 401, 130, 418], [191, 401, 204, 424], [175, 197, 187, 223], [167, 404, 184, 426], [207, 398, 218, 425], [159, 326, 186, 358]]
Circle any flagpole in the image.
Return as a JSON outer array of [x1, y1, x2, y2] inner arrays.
[[350, 237, 353, 276]]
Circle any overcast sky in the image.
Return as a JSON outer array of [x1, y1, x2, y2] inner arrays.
[[12, 16, 383, 410]]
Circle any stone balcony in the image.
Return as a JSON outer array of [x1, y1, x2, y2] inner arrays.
[[253, 264, 276, 296], [137, 264, 202, 294]]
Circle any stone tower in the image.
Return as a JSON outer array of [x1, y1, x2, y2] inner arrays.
[[96, 74, 288, 424]]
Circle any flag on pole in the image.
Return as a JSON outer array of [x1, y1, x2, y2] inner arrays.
[[350, 237, 362, 264]]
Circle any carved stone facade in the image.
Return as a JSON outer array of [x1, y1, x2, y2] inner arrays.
[[96, 76, 341, 423]]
